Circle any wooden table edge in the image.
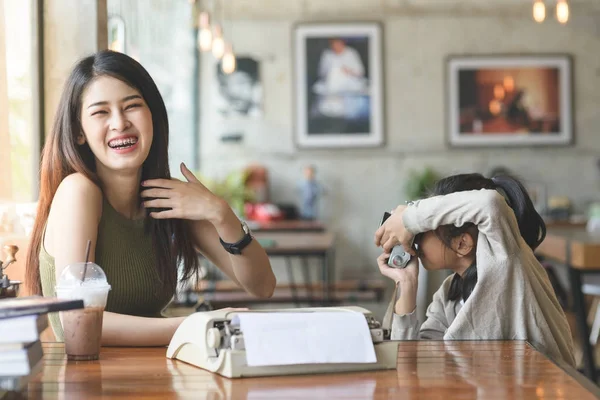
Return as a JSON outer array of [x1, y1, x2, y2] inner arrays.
[[525, 341, 600, 397]]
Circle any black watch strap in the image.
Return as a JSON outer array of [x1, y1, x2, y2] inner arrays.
[[219, 226, 253, 255]]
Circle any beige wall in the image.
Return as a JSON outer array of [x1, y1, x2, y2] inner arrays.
[[43, 0, 107, 136]]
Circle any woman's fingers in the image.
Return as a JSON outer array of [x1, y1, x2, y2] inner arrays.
[[180, 162, 201, 184], [142, 178, 179, 189], [143, 198, 173, 209], [140, 188, 172, 198], [149, 209, 179, 219]]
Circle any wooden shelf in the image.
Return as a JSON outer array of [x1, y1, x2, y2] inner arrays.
[[193, 279, 386, 293]]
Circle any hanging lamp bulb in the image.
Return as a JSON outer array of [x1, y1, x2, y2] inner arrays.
[[222, 43, 236, 74], [212, 24, 225, 59], [556, 0, 569, 24], [198, 12, 212, 52], [533, 0, 546, 23]]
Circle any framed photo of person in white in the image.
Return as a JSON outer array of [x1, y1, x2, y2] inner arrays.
[[294, 23, 383, 148]]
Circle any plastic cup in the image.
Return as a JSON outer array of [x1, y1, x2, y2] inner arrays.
[[55, 262, 111, 361]]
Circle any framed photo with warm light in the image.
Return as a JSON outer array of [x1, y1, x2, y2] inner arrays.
[[447, 55, 573, 147], [294, 23, 383, 148]]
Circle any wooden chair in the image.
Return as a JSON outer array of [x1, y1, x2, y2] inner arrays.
[[583, 276, 600, 347]]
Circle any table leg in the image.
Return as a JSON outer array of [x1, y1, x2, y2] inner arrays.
[[328, 247, 335, 304], [300, 257, 313, 304], [321, 251, 332, 306], [285, 257, 299, 307], [569, 267, 598, 382]]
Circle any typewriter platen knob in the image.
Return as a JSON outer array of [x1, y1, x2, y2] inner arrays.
[[207, 327, 221, 349]]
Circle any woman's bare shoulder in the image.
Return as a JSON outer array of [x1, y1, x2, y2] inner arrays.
[[48, 173, 103, 229], [55, 173, 102, 206], [45, 174, 104, 265]]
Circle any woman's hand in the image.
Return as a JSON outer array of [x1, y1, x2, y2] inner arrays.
[[377, 252, 419, 286], [141, 163, 228, 224], [374, 205, 415, 255]]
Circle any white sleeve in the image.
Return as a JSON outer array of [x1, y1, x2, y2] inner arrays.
[[391, 284, 450, 340], [402, 189, 521, 260], [345, 48, 365, 76]]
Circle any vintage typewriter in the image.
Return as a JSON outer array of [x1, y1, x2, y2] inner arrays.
[[166, 306, 398, 378]]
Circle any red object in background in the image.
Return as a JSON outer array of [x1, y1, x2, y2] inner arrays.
[[244, 203, 284, 222], [244, 165, 269, 203]]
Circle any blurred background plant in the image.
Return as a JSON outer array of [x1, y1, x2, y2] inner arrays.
[[404, 167, 440, 201], [195, 169, 256, 217]]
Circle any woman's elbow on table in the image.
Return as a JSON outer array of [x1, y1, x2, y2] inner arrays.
[[255, 272, 276, 299]]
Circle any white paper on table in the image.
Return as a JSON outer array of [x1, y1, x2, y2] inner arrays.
[[234, 311, 377, 367]]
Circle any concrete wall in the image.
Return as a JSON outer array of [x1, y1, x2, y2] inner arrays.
[[199, 0, 600, 292], [43, 0, 106, 135]]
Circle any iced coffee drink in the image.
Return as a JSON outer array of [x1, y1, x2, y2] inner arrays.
[[56, 262, 111, 361], [61, 306, 105, 360]]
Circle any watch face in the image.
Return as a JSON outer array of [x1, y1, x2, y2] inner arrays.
[[241, 221, 251, 235]]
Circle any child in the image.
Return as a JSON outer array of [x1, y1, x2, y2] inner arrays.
[[374, 173, 575, 367]]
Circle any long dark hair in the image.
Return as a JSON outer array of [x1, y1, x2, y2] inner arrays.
[[26, 50, 199, 294], [428, 173, 546, 302]]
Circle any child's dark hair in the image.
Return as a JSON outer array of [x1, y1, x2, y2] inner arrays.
[[429, 173, 546, 302]]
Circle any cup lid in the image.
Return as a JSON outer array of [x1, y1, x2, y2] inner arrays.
[[56, 262, 109, 289]]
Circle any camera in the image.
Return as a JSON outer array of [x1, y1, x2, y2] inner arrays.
[[380, 212, 412, 269]]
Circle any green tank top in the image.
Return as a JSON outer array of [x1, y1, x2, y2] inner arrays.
[[39, 197, 175, 341]]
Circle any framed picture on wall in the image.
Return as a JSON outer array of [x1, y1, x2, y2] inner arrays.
[[294, 23, 383, 148], [447, 55, 573, 147]]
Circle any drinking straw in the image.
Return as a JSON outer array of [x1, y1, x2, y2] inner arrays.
[[82, 240, 91, 282]]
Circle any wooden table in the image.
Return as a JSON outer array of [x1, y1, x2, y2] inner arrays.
[[544, 220, 588, 229], [536, 228, 600, 382], [255, 231, 335, 304], [197, 232, 336, 307], [18, 341, 600, 399]]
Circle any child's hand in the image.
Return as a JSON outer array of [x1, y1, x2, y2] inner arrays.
[[377, 252, 419, 286], [378, 255, 419, 315], [374, 205, 415, 255]]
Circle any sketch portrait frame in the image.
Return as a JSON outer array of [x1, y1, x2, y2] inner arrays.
[[294, 22, 384, 148], [447, 54, 573, 147]]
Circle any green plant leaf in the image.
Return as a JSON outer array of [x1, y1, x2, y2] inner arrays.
[[404, 167, 440, 201], [193, 168, 257, 217]]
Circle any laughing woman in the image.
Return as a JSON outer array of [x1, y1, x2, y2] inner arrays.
[[26, 50, 276, 346]]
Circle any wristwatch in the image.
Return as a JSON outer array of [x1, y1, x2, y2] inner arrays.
[[219, 220, 253, 255]]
